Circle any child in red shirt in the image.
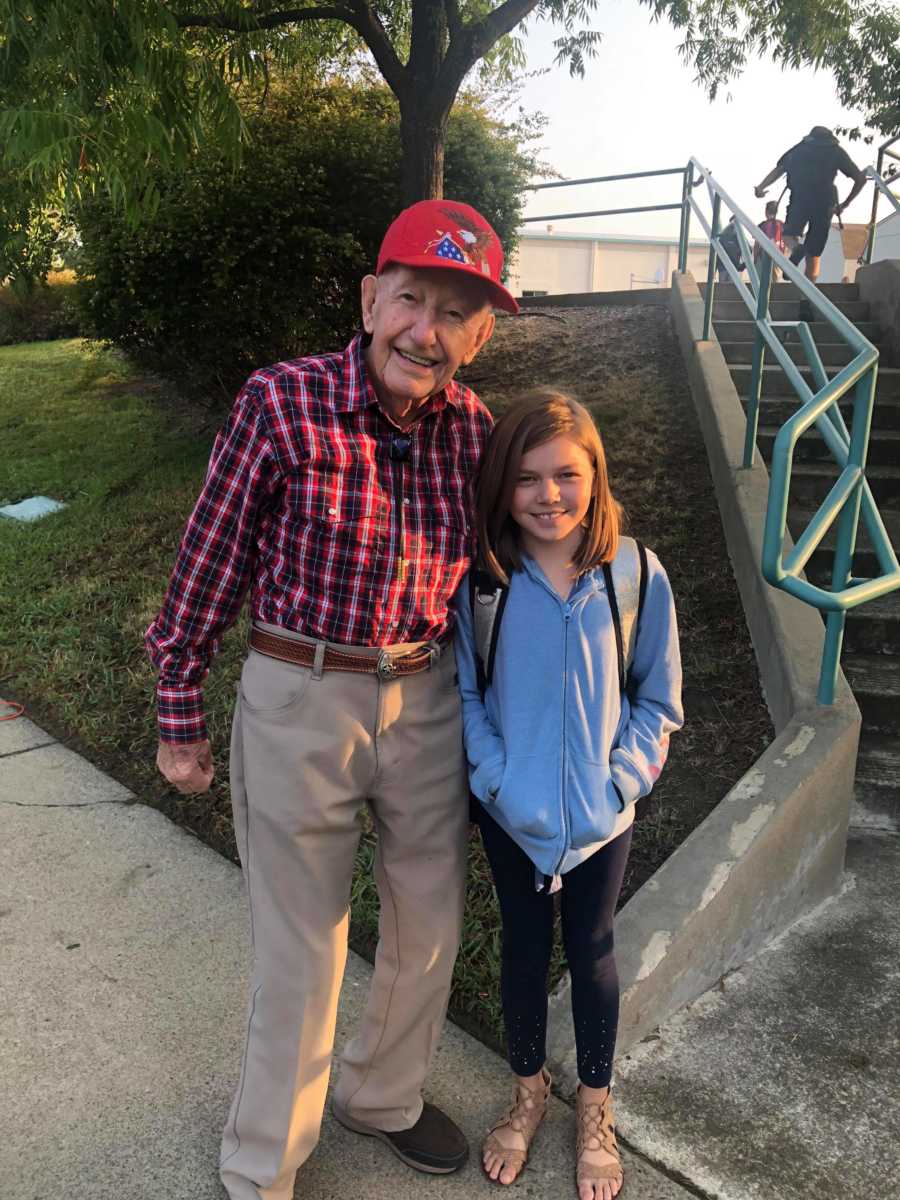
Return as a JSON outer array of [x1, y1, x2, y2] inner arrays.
[[754, 200, 785, 278]]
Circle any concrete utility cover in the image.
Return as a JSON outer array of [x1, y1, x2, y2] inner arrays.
[[0, 495, 66, 522]]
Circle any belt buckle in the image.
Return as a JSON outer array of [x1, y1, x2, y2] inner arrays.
[[376, 650, 397, 681]]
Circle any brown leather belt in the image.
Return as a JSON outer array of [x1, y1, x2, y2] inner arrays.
[[249, 627, 443, 682]]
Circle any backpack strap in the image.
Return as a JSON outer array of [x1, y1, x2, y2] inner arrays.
[[601, 560, 626, 694], [605, 537, 648, 694], [636, 540, 648, 632], [469, 568, 508, 699]]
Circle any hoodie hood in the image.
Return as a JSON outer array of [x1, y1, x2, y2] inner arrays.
[[806, 126, 838, 143]]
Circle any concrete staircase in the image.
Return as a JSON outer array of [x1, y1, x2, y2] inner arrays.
[[708, 280, 900, 830]]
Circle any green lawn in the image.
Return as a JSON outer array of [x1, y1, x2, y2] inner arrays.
[[1, 324, 772, 1051], [0, 339, 519, 1044]]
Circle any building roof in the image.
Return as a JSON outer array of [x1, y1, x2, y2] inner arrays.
[[517, 230, 709, 248]]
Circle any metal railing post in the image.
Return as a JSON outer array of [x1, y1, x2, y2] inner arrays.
[[702, 192, 721, 340], [743, 254, 774, 468], [678, 164, 691, 273], [864, 146, 884, 266], [817, 364, 878, 704]]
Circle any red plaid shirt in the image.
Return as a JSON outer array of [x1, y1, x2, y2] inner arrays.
[[146, 335, 492, 743]]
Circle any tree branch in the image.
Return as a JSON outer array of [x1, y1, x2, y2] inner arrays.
[[343, 0, 408, 98], [443, 0, 463, 42], [173, 2, 408, 98], [408, 0, 449, 88], [438, 0, 541, 105], [174, 6, 354, 31], [466, 0, 542, 58]]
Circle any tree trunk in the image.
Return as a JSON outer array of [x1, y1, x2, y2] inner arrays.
[[400, 106, 448, 203]]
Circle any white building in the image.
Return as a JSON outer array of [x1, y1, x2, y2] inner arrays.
[[871, 209, 900, 263], [509, 213, 900, 297], [507, 230, 710, 298]]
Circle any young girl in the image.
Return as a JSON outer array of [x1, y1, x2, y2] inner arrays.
[[454, 389, 683, 1199]]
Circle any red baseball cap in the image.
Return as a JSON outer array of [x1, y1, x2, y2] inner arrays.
[[376, 199, 519, 314]]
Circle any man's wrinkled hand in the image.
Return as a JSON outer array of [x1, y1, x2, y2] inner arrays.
[[157, 739, 214, 794]]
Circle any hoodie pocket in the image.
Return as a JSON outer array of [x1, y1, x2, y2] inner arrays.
[[495, 753, 560, 840], [566, 753, 621, 849]]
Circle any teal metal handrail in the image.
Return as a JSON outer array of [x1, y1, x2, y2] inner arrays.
[[862, 135, 900, 264], [523, 167, 686, 225], [518, 157, 899, 704], [679, 158, 900, 704]]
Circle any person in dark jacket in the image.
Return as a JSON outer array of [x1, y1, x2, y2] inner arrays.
[[754, 126, 867, 284], [716, 216, 745, 282]]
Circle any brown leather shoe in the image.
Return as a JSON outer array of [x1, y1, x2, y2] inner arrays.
[[332, 1100, 469, 1174]]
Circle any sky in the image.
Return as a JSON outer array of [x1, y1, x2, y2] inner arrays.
[[513, 2, 882, 241]]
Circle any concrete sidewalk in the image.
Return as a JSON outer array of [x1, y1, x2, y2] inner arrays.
[[0, 710, 690, 1200], [8, 705, 896, 1199]]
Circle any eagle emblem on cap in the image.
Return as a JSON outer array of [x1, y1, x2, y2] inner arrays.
[[422, 205, 495, 274]]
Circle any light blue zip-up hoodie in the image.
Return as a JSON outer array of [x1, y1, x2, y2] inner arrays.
[[454, 546, 683, 878]]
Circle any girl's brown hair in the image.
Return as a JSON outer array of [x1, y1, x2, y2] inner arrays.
[[475, 388, 620, 584]]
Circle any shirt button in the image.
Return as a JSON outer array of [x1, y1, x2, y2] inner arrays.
[[327, 506, 337, 516], [403, 498, 411, 505]]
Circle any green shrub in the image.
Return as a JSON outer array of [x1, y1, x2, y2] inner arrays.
[[74, 79, 540, 400], [0, 273, 83, 345]]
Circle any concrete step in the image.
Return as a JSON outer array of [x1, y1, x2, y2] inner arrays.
[[702, 280, 861, 302], [853, 778, 899, 830], [721, 339, 865, 367], [855, 730, 900, 790], [714, 299, 870, 322], [730, 364, 900, 398], [715, 319, 884, 345], [841, 653, 900, 732], [756, 425, 900, 467], [742, 394, 900, 431], [792, 505, 900, 579], [843, 592, 900, 656], [854, 730, 900, 829], [781, 461, 900, 506]]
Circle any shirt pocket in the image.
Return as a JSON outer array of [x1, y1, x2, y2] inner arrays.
[[289, 461, 386, 529], [288, 464, 389, 566]]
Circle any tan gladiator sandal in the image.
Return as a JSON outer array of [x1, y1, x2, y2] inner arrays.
[[575, 1084, 624, 1197], [482, 1068, 552, 1185]]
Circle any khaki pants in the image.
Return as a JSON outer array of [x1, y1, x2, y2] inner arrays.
[[219, 625, 469, 1200]]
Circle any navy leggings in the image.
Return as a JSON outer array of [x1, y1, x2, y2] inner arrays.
[[477, 805, 632, 1088]]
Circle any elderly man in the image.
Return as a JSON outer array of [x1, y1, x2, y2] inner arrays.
[[145, 200, 517, 1200]]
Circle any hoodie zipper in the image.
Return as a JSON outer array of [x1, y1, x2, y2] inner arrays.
[[555, 602, 572, 877], [523, 561, 584, 877]]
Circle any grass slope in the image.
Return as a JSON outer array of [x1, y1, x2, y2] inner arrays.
[[1, 320, 771, 1050]]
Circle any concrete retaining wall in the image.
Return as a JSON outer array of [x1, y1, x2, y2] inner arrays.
[[545, 274, 860, 1094], [518, 287, 671, 310], [857, 260, 900, 366]]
